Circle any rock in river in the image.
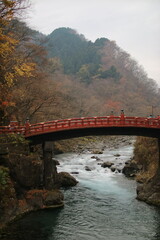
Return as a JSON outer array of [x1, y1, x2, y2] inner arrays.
[[91, 150, 103, 154], [85, 166, 92, 171], [110, 166, 116, 172], [57, 172, 78, 187], [122, 161, 142, 177], [101, 161, 114, 168]]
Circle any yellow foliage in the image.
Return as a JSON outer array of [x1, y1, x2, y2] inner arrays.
[[14, 62, 36, 78], [4, 72, 14, 86], [0, 31, 18, 57], [5, 0, 15, 8], [0, 17, 36, 87]]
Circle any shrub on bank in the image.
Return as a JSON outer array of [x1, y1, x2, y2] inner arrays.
[[133, 137, 158, 182]]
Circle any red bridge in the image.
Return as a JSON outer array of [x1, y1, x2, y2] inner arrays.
[[1, 113, 160, 144]]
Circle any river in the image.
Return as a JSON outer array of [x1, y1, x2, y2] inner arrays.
[[0, 142, 160, 240]]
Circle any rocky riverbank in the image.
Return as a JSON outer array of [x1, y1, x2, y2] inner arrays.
[[53, 135, 134, 154], [136, 173, 160, 205], [122, 158, 160, 206], [0, 134, 77, 229], [122, 137, 160, 207]]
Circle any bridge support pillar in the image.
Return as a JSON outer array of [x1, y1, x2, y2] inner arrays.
[[42, 142, 57, 190]]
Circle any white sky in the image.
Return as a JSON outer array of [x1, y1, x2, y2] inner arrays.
[[26, 0, 160, 85]]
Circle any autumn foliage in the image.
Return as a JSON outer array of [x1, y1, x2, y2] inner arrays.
[[134, 137, 159, 181], [0, 2, 160, 126], [0, 1, 35, 122]]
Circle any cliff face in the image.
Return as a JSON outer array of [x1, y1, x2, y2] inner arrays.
[[136, 173, 160, 206], [0, 135, 64, 228], [130, 137, 160, 206]]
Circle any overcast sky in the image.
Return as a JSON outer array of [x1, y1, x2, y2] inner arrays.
[[26, 0, 160, 85]]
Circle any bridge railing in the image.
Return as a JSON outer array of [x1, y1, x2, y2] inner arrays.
[[0, 126, 25, 134], [25, 116, 160, 136], [0, 115, 160, 136]]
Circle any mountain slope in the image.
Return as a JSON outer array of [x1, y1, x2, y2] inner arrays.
[[46, 28, 107, 75], [44, 27, 159, 118]]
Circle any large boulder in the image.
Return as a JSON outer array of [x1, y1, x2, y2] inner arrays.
[[122, 161, 142, 177], [44, 190, 64, 206], [101, 161, 114, 168], [57, 172, 78, 187]]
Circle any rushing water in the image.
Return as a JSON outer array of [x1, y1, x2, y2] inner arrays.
[[1, 144, 160, 240]]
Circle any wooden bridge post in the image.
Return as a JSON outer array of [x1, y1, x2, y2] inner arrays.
[[109, 111, 114, 125], [42, 141, 57, 190], [120, 109, 125, 125], [25, 118, 30, 136]]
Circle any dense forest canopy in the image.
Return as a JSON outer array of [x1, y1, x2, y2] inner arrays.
[[0, 1, 160, 125], [46, 27, 104, 76]]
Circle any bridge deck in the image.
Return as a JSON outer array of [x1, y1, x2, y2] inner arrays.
[[0, 116, 160, 138]]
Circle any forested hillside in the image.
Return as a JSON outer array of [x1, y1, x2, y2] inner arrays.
[[0, 1, 159, 125], [45, 27, 160, 118]]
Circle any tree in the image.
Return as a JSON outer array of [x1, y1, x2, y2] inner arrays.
[[0, 0, 35, 123], [99, 65, 121, 81]]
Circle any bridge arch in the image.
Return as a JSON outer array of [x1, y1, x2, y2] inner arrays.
[[1, 115, 160, 144], [23, 114, 160, 145], [26, 125, 160, 145]]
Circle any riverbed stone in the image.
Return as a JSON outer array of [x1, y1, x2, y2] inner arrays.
[[43, 190, 64, 206], [57, 172, 78, 187], [101, 161, 114, 168], [122, 161, 142, 177], [85, 166, 92, 171], [91, 156, 101, 161], [91, 150, 103, 154], [116, 168, 122, 173], [71, 171, 79, 174], [125, 160, 131, 165], [114, 153, 121, 157], [110, 166, 116, 172]]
